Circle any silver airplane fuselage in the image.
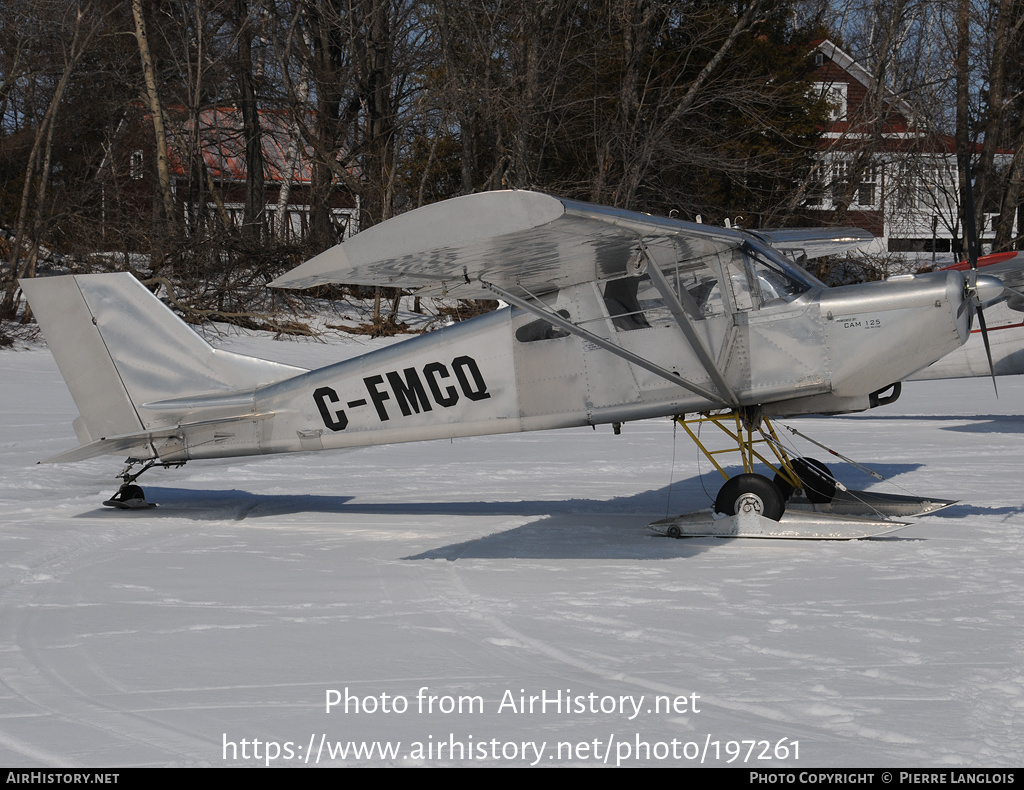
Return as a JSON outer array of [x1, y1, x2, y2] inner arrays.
[[23, 266, 973, 467]]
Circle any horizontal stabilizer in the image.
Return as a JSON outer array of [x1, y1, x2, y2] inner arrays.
[[42, 412, 275, 464], [21, 272, 305, 463]]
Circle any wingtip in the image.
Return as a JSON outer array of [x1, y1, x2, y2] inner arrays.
[[269, 244, 353, 290]]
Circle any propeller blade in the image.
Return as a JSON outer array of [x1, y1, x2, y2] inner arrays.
[[960, 155, 997, 395], [976, 304, 998, 397]]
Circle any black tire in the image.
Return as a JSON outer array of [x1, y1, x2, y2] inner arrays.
[[118, 484, 145, 502], [772, 470, 796, 500], [773, 457, 836, 504], [714, 473, 786, 521], [667, 525, 682, 538]]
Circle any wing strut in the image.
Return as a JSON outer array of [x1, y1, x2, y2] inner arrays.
[[640, 241, 739, 408], [480, 279, 729, 407]]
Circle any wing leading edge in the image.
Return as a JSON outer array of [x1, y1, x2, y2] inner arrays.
[[751, 227, 875, 260]]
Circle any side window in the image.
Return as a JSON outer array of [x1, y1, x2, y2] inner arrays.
[[604, 277, 652, 331], [675, 263, 725, 318], [635, 277, 672, 325], [750, 259, 803, 307], [604, 268, 726, 331], [602, 242, 813, 327], [745, 244, 813, 309], [515, 310, 571, 342], [719, 248, 756, 312], [603, 275, 676, 331], [604, 259, 729, 331]]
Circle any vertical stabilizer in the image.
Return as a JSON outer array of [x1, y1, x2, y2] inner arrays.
[[21, 273, 306, 448], [22, 275, 143, 443]]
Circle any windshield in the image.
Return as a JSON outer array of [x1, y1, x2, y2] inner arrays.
[[718, 241, 819, 311], [745, 240, 825, 291]]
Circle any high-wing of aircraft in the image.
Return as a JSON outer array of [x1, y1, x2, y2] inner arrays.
[[19, 190, 1016, 538]]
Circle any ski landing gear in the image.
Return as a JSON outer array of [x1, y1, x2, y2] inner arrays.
[[102, 460, 183, 509], [103, 483, 153, 509], [651, 409, 955, 540]]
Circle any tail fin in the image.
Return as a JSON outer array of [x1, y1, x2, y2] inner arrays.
[[21, 273, 304, 452]]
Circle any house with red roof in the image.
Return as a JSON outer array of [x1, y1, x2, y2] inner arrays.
[[99, 104, 358, 246], [805, 40, 1013, 260]]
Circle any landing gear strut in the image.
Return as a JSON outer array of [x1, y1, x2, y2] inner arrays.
[[677, 408, 812, 522], [653, 408, 955, 539]]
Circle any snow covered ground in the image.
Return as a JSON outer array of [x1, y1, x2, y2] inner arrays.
[[1, 328, 1023, 767]]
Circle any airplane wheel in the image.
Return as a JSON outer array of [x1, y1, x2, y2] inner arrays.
[[117, 484, 145, 502], [774, 457, 835, 504], [715, 473, 785, 521]]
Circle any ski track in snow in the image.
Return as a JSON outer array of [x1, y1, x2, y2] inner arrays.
[[1, 332, 1023, 766]]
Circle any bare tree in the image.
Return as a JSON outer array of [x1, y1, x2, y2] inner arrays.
[[131, 0, 176, 228], [2, 0, 105, 318], [234, 0, 267, 240], [984, 0, 1024, 250]]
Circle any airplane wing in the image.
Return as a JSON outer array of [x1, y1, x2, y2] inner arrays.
[[942, 251, 1024, 284], [941, 251, 1019, 273], [751, 227, 875, 260], [269, 191, 747, 299], [942, 251, 1024, 310]]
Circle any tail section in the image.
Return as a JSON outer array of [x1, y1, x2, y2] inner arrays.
[[21, 273, 305, 460]]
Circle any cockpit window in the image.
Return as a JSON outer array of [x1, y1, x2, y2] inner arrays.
[[719, 242, 815, 312], [602, 239, 817, 330], [750, 248, 814, 308]]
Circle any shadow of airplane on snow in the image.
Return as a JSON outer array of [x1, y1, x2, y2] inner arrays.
[[67, 460, 990, 560]]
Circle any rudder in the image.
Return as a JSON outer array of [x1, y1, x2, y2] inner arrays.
[[21, 273, 305, 451], [22, 275, 143, 444]]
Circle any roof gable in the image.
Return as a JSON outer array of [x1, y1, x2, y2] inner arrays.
[[166, 107, 317, 183], [810, 39, 914, 128]]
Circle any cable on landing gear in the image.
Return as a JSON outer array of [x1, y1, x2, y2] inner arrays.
[[676, 408, 800, 518]]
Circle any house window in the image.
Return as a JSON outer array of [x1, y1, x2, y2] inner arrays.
[[893, 162, 916, 211], [803, 161, 828, 207], [894, 162, 955, 212], [917, 163, 937, 208], [812, 82, 847, 121], [812, 159, 878, 208], [856, 163, 877, 207], [130, 150, 144, 180], [830, 160, 851, 202]]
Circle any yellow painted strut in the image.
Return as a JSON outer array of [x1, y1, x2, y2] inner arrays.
[[676, 411, 801, 488]]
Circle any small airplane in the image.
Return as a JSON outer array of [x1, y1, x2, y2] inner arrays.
[[19, 190, 1021, 538]]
